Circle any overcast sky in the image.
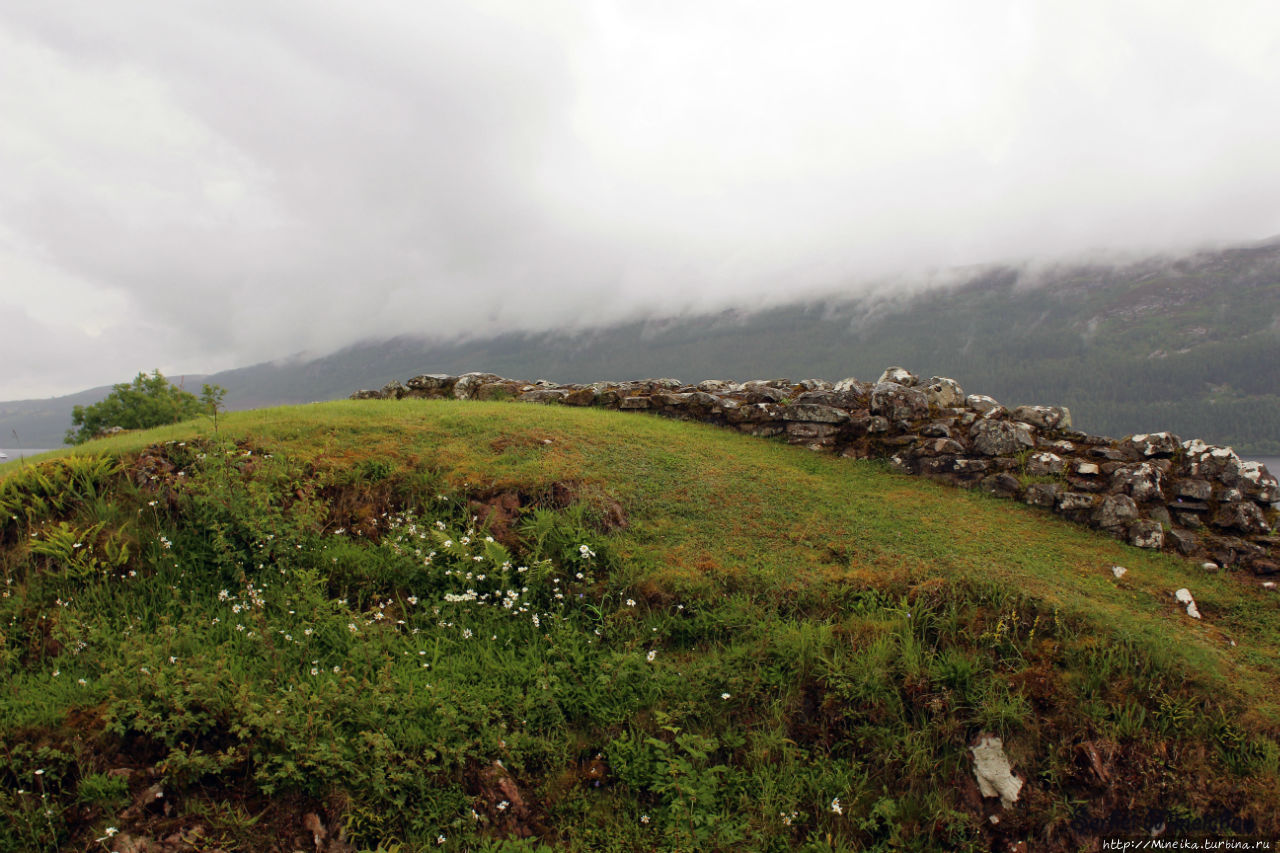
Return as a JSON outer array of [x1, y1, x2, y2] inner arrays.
[[3, 1, 1279, 399]]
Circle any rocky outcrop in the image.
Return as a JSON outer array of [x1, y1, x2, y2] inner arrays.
[[352, 368, 1279, 577]]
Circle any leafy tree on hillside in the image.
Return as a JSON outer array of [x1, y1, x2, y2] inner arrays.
[[65, 370, 208, 444]]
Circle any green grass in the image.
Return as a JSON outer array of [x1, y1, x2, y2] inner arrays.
[[2, 400, 1279, 851]]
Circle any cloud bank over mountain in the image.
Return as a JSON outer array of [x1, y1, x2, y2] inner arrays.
[[3, 1, 1279, 398]]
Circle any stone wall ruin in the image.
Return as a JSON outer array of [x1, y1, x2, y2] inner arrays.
[[352, 368, 1279, 578]]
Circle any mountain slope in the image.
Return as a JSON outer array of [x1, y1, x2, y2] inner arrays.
[[6, 239, 1280, 452], [2, 400, 1278, 850]]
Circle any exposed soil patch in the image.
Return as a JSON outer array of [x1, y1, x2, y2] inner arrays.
[[467, 480, 628, 548]]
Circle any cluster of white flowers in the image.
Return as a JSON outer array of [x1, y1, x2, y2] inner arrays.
[[380, 511, 604, 638], [217, 580, 266, 612]]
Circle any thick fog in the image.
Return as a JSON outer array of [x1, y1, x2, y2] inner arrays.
[[2, 1, 1279, 398]]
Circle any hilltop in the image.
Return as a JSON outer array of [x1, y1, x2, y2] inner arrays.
[[1, 399, 1279, 851]]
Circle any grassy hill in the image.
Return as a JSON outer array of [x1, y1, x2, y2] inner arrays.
[[2, 400, 1279, 851]]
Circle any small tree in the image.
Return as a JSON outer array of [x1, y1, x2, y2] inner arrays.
[[201, 383, 228, 432], [65, 370, 207, 445]]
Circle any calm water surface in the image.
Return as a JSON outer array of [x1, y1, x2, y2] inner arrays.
[[0, 448, 54, 461]]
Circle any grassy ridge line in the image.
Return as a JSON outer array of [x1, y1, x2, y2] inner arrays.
[[15, 398, 1277, 716], [3, 399, 1280, 850]]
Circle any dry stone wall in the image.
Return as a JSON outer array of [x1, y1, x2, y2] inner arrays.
[[352, 368, 1279, 578]]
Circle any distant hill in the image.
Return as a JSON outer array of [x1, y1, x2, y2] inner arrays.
[[5, 238, 1279, 451], [0, 383, 117, 451]]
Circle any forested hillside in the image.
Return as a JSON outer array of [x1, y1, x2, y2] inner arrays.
[[5, 240, 1279, 452]]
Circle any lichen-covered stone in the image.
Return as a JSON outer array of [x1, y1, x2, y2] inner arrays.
[[1239, 461, 1279, 504], [406, 373, 456, 393], [562, 387, 599, 406], [380, 380, 407, 400], [1129, 519, 1165, 549], [922, 376, 965, 408], [877, 366, 919, 386], [970, 420, 1035, 456], [1174, 479, 1214, 501], [1111, 463, 1165, 503], [519, 389, 569, 403], [965, 394, 1003, 415], [981, 473, 1022, 498], [1124, 432, 1181, 457], [1095, 494, 1139, 529], [453, 372, 504, 399], [780, 404, 852, 424], [1026, 452, 1065, 477], [1056, 492, 1097, 515], [1012, 405, 1072, 431], [870, 382, 929, 422], [1025, 483, 1059, 507], [1213, 502, 1270, 535]]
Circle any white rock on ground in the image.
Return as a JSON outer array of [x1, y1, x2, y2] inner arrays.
[[1174, 588, 1201, 619], [1112, 566, 1127, 578], [970, 735, 1023, 809]]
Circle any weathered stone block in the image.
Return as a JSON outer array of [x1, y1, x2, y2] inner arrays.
[[981, 473, 1022, 499], [474, 382, 520, 400], [1012, 405, 1072, 430], [519, 389, 568, 404], [921, 420, 954, 438], [780, 404, 851, 424], [1182, 440, 1243, 485], [965, 394, 1002, 415], [652, 392, 693, 408], [380, 380, 407, 400], [923, 376, 965, 407], [1166, 528, 1198, 555], [737, 423, 784, 438], [1175, 479, 1213, 501], [1213, 502, 1270, 535], [1024, 483, 1059, 507], [970, 420, 1035, 456], [453, 372, 504, 399], [1055, 492, 1097, 520], [919, 437, 966, 456], [405, 374, 456, 393], [562, 387, 599, 406], [1094, 494, 1139, 529], [785, 422, 840, 441], [1239, 461, 1279, 503], [833, 377, 872, 395], [1111, 463, 1165, 503], [877, 366, 919, 386], [1026, 452, 1065, 477], [1128, 520, 1164, 549], [870, 383, 929, 421], [1123, 432, 1180, 457]]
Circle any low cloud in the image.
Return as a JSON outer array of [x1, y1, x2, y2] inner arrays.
[[3, 1, 1279, 397]]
